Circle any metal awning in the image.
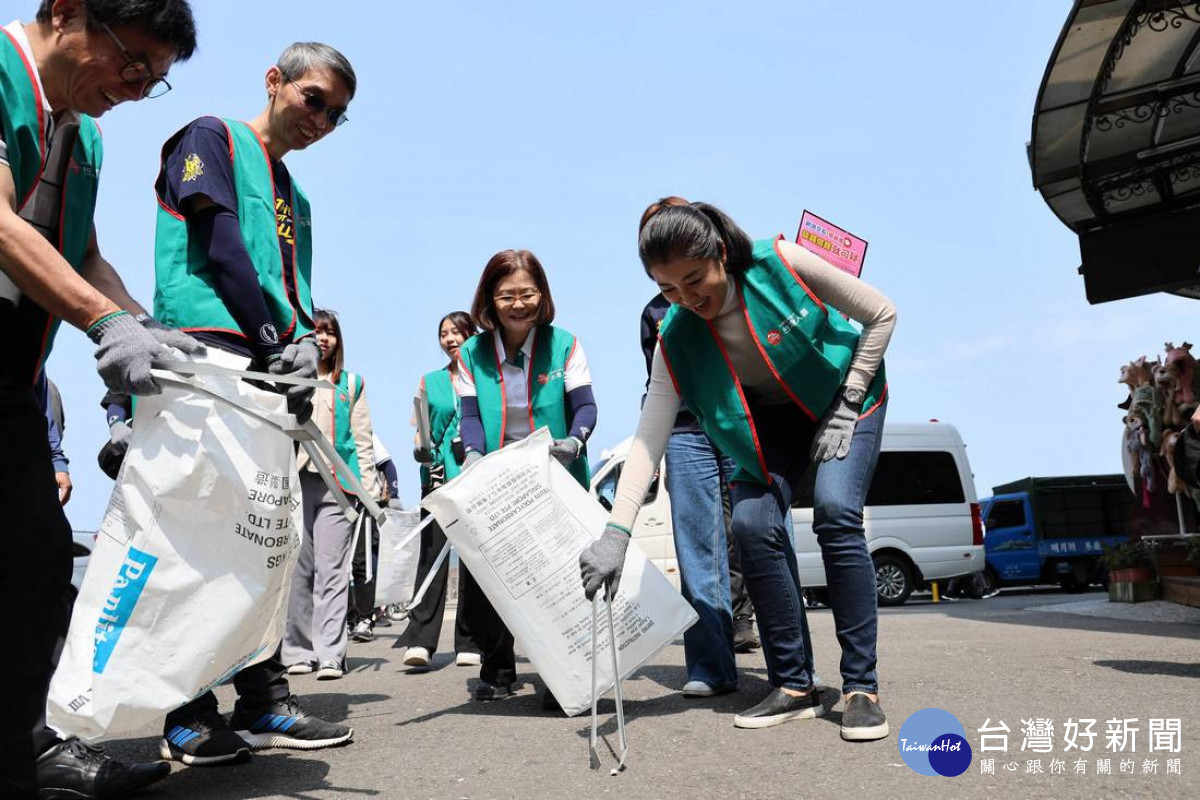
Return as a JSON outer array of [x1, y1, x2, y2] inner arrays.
[[1031, 1, 1200, 302]]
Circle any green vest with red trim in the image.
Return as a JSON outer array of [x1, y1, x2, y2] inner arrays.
[[330, 369, 365, 494], [152, 117, 314, 342], [0, 30, 103, 384], [420, 367, 462, 485], [457, 325, 590, 488], [658, 237, 887, 486]]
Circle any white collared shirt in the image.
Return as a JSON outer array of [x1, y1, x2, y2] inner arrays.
[[455, 328, 591, 445]]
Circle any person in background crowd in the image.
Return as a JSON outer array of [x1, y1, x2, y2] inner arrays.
[[458, 252, 598, 706], [581, 199, 896, 740], [347, 433, 403, 642], [395, 311, 483, 668], [640, 291, 758, 700], [37, 373, 72, 505], [0, 2, 201, 796], [153, 42, 356, 766], [285, 308, 384, 677]]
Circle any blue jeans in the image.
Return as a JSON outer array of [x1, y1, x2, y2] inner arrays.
[[730, 398, 886, 694], [665, 429, 739, 689]]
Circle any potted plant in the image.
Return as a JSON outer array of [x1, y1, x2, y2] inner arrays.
[[1101, 541, 1153, 584]]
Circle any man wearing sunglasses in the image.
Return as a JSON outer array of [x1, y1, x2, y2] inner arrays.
[[0, 1, 200, 798], [150, 41, 357, 768]]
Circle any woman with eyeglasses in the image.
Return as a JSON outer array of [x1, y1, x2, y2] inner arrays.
[[283, 309, 385, 681], [394, 311, 485, 669], [455, 250, 598, 704], [579, 199, 896, 741]]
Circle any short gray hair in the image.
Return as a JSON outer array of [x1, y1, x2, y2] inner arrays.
[[276, 42, 356, 100]]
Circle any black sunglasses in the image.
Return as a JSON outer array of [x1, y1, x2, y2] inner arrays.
[[288, 82, 349, 128]]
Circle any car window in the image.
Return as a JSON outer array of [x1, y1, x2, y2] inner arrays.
[[594, 463, 659, 511], [791, 450, 965, 508], [986, 499, 1026, 530]]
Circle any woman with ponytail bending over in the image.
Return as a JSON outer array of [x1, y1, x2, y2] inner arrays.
[[580, 199, 896, 741]]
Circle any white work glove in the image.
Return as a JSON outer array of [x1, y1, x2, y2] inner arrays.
[[463, 450, 483, 469], [87, 311, 168, 395], [548, 436, 583, 467], [579, 523, 631, 600], [266, 339, 320, 423], [811, 393, 863, 463]]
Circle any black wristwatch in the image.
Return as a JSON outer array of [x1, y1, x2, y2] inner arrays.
[[841, 386, 866, 406]]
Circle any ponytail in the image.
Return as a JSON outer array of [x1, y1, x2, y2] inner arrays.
[[638, 200, 754, 276]]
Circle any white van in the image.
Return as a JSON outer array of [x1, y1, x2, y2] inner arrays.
[[590, 422, 984, 606]]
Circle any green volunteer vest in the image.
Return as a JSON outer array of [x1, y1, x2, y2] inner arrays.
[[152, 117, 314, 342], [658, 237, 887, 486], [458, 326, 590, 487], [1, 30, 103, 382], [330, 370, 364, 494], [421, 367, 462, 485]]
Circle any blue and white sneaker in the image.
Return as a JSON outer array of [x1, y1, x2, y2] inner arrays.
[[159, 709, 251, 766], [229, 694, 353, 751]]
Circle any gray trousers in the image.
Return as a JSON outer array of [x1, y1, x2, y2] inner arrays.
[[283, 471, 354, 666]]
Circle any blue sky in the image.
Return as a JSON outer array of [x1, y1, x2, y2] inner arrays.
[[40, 0, 1200, 527]]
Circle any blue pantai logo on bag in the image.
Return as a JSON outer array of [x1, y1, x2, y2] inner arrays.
[[93, 548, 158, 674]]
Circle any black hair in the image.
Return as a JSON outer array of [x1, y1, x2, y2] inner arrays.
[[439, 311, 477, 370], [637, 201, 754, 276], [312, 308, 344, 384], [38, 0, 198, 61]]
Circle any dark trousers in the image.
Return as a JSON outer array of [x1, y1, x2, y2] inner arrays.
[[456, 567, 516, 686], [0, 390, 74, 795], [165, 647, 290, 726], [727, 486, 754, 622], [394, 507, 478, 654], [348, 515, 379, 624]]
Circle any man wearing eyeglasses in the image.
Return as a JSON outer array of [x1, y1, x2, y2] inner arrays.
[[0, 2, 200, 798], [150, 41, 357, 768]]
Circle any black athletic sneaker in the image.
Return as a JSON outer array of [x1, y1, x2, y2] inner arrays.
[[160, 708, 251, 766], [733, 687, 836, 729], [37, 737, 170, 798], [732, 617, 760, 654], [229, 694, 354, 751], [840, 692, 889, 741], [473, 682, 515, 701]]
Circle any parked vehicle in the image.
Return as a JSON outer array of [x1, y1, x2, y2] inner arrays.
[[978, 475, 1132, 594], [71, 529, 96, 593], [591, 422, 984, 606]]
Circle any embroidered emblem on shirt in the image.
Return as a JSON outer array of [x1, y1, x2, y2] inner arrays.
[[259, 323, 279, 345], [182, 153, 204, 183]]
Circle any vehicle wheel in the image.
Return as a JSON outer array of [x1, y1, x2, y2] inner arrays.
[[874, 554, 913, 607], [1058, 573, 1086, 594], [978, 567, 1000, 599]]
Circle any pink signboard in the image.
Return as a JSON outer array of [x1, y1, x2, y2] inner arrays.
[[796, 210, 867, 278]]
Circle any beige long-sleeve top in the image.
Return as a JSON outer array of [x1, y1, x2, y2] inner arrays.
[[610, 239, 897, 531], [297, 370, 383, 500]]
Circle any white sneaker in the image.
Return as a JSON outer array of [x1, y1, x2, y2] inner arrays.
[[682, 680, 736, 698], [315, 659, 343, 680], [286, 661, 315, 675], [455, 652, 482, 667], [403, 646, 432, 667]]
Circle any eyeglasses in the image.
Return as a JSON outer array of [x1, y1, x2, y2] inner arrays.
[[493, 291, 541, 308], [98, 21, 171, 99], [288, 81, 350, 128]]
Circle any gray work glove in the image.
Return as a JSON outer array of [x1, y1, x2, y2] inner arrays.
[[88, 311, 168, 395], [413, 445, 433, 464], [548, 436, 583, 467], [811, 393, 863, 463], [135, 314, 206, 355], [579, 523, 631, 600], [387, 498, 405, 511], [109, 419, 133, 454], [463, 450, 483, 469], [266, 340, 320, 423]]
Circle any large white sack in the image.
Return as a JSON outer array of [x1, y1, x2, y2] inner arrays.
[[422, 428, 697, 716], [374, 508, 422, 607], [47, 350, 303, 740]]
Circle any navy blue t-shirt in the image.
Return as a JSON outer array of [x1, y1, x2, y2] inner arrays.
[[159, 117, 302, 358]]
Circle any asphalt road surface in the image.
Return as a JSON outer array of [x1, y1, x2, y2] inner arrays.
[[99, 587, 1200, 799]]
